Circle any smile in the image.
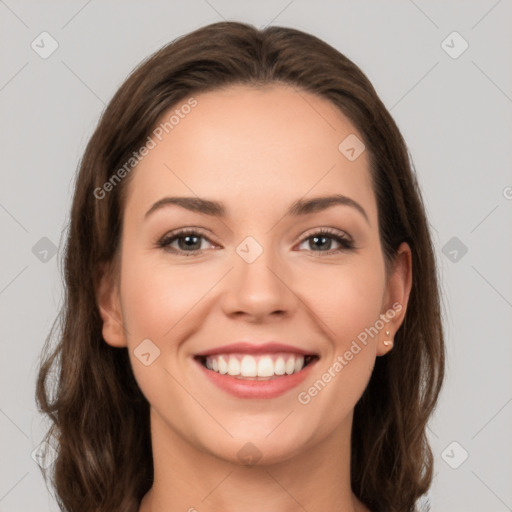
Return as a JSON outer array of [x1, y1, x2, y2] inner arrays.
[[193, 342, 319, 399], [196, 353, 318, 379]]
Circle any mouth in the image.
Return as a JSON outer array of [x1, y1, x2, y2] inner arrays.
[[194, 353, 319, 380], [193, 342, 319, 399]]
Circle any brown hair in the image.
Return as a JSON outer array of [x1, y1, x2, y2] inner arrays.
[[36, 21, 445, 512]]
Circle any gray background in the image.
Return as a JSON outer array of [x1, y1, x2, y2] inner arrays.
[[1, 1, 511, 511]]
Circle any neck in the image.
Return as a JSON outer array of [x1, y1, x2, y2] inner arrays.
[[139, 407, 369, 512]]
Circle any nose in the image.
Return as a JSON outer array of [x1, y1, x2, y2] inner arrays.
[[220, 238, 298, 323]]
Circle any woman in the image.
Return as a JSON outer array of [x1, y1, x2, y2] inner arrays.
[[36, 21, 445, 512]]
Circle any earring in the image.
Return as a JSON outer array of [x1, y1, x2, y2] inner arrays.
[[383, 330, 393, 347]]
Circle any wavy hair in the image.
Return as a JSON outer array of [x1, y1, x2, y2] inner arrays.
[[36, 21, 445, 512]]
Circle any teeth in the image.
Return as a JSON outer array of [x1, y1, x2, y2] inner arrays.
[[285, 357, 295, 375], [227, 356, 240, 376], [257, 356, 274, 377], [274, 356, 285, 375], [218, 355, 228, 374], [240, 355, 257, 377], [203, 353, 309, 378]]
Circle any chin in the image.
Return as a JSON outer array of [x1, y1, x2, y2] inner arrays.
[[198, 426, 314, 467]]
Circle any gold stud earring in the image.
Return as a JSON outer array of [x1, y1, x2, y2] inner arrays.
[[383, 330, 393, 347]]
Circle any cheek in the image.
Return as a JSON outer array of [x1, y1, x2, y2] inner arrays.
[[120, 252, 216, 339], [307, 255, 386, 344], [295, 261, 383, 425], [119, 252, 215, 411]]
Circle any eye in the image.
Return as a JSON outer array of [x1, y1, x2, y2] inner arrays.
[[157, 229, 215, 256], [296, 228, 354, 255]]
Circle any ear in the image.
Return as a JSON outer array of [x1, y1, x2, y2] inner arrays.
[[376, 241, 412, 356], [95, 261, 127, 348]]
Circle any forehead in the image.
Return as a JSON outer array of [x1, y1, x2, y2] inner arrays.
[[124, 83, 376, 223]]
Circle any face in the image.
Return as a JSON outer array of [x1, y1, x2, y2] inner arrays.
[[98, 84, 411, 465]]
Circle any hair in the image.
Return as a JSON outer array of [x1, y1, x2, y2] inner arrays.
[[36, 20, 445, 512]]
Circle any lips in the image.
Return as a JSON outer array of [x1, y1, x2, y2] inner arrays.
[[195, 341, 317, 357], [193, 341, 319, 399]]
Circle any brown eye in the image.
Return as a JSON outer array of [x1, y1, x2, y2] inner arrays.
[[297, 229, 354, 255], [158, 229, 213, 256]]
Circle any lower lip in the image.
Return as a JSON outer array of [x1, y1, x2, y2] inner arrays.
[[195, 358, 318, 399]]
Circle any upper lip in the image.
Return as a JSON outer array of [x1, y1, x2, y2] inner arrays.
[[195, 342, 318, 357]]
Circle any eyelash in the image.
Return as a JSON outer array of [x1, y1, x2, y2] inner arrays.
[[157, 228, 355, 257]]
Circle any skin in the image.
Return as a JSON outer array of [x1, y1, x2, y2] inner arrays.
[[97, 84, 412, 512]]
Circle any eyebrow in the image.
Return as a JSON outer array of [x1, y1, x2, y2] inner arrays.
[[144, 194, 370, 224]]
